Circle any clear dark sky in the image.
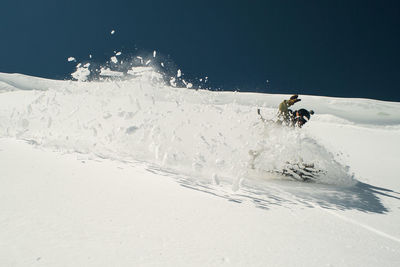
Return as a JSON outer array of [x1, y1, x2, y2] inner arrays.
[[1, 0, 399, 101]]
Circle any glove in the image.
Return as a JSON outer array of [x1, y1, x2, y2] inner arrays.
[[288, 98, 301, 105], [290, 94, 299, 100]]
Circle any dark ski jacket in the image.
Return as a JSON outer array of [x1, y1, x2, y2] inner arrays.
[[293, 109, 312, 127]]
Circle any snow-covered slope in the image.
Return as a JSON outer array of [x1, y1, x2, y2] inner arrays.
[[1, 71, 399, 266]]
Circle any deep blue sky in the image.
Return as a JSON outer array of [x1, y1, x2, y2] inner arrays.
[[1, 0, 399, 101]]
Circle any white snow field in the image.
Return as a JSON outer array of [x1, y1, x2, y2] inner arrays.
[[0, 70, 400, 266]]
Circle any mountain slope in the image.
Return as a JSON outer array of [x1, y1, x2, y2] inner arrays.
[[0, 72, 399, 266]]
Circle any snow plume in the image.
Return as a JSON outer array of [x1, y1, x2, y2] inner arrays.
[[67, 50, 201, 90], [71, 63, 91, 81], [0, 73, 354, 188], [249, 124, 355, 185]]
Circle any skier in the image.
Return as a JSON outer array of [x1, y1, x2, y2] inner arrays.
[[278, 94, 301, 124], [257, 94, 314, 127]]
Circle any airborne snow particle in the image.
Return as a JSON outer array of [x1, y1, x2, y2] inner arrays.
[[99, 67, 124, 77], [182, 79, 193, 88], [115, 52, 122, 56], [71, 64, 90, 81], [111, 30, 115, 35], [177, 69, 182, 78], [110, 56, 118, 64], [170, 77, 177, 87], [153, 50, 157, 58], [67, 57, 76, 62]]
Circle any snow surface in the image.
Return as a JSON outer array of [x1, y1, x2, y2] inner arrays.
[[0, 70, 400, 266]]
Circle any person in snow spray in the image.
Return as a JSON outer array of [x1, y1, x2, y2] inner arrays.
[[251, 95, 321, 181], [258, 94, 314, 127]]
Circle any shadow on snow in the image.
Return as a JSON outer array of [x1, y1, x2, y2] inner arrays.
[[146, 165, 400, 214]]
